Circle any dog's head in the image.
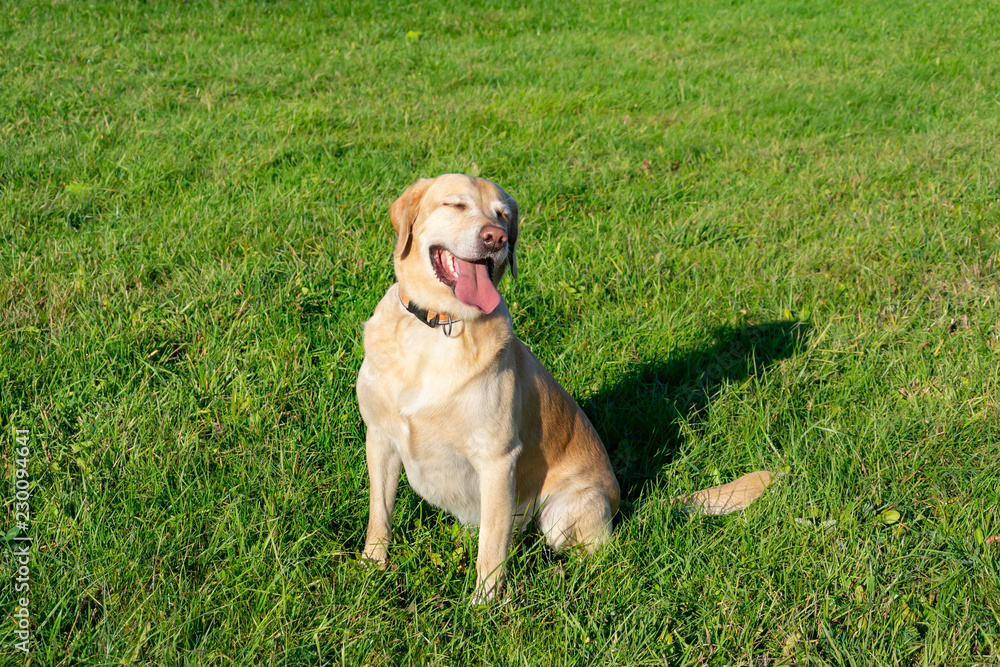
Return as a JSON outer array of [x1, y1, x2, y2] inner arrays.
[[390, 174, 519, 320]]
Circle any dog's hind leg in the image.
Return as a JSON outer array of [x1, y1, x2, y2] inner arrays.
[[537, 487, 614, 554]]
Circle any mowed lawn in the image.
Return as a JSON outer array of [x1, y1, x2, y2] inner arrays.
[[2, 0, 999, 664]]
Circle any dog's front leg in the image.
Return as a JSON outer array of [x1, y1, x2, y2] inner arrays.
[[362, 432, 402, 564], [472, 452, 518, 604]]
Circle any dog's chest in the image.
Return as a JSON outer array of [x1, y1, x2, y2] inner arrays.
[[398, 439, 482, 524], [359, 359, 486, 522], [358, 316, 513, 524]]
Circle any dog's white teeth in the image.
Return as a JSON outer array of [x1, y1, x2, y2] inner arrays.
[[436, 248, 459, 281], [441, 250, 455, 278]]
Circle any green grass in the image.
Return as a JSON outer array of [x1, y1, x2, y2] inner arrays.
[[2, 0, 999, 664]]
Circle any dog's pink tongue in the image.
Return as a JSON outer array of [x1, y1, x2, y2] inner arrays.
[[454, 258, 501, 314]]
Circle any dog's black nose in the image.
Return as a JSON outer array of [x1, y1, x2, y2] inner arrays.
[[480, 225, 507, 251]]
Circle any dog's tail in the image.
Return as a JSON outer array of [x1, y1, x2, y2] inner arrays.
[[673, 470, 780, 515]]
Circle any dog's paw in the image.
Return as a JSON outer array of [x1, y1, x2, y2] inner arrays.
[[470, 576, 505, 606], [470, 589, 496, 607], [360, 546, 389, 568]]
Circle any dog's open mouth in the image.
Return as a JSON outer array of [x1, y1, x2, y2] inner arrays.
[[431, 246, 501, 314]]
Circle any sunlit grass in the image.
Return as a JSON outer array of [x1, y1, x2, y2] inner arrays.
[[1, 0, 998, 664]]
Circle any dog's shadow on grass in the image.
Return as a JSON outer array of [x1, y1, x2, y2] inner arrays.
[[385, 319, 809, 601], [580, 320, 811, 518]]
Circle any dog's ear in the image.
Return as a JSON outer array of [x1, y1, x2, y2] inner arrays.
[[506, 194, 519, 280], [390, 178, 433, 260]]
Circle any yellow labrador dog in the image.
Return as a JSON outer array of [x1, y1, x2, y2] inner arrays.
[[358, 174, 772, 602]]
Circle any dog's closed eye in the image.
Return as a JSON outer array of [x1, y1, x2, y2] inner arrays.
[[442, 201, 468, 210]]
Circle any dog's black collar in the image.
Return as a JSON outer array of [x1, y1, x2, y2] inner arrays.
[[398, 288, 459, 335]]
